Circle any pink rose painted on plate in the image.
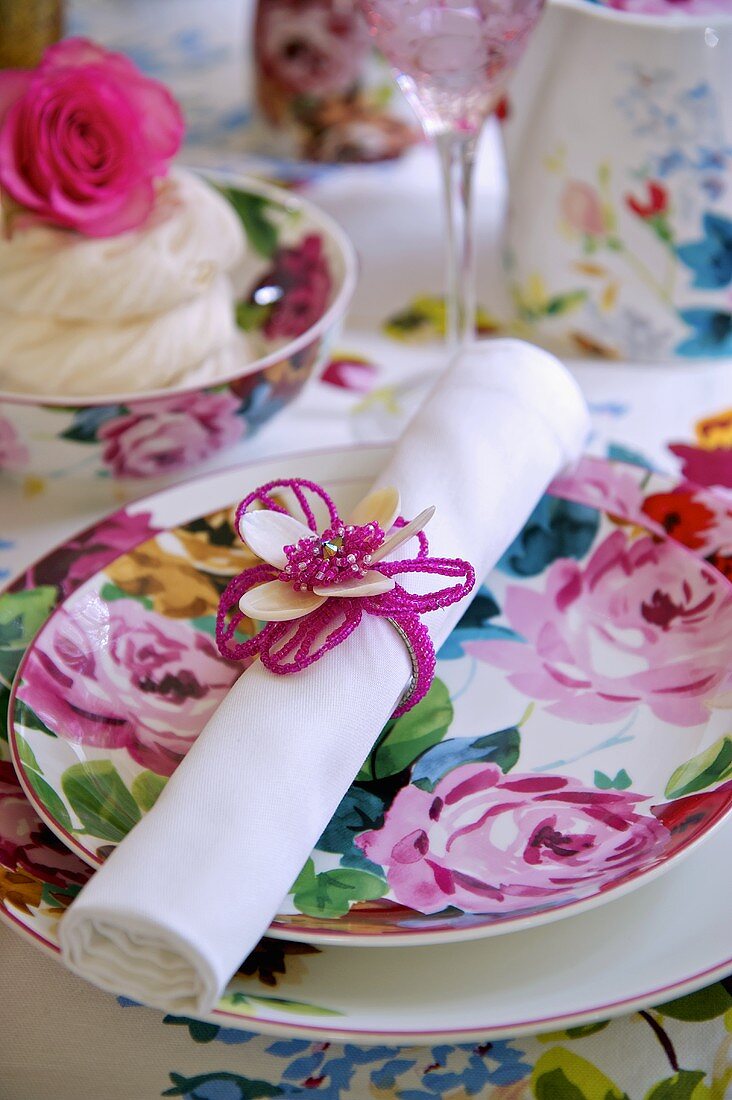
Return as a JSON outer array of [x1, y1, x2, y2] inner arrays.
[[468, 529, 732, 726], [98, 391, 244, 479], [0, 761, 88, 889], [0, 38, 183, 237], [357, 763, 667, 914], [17, 597, 239, 775], [0, 415, 29, 472]]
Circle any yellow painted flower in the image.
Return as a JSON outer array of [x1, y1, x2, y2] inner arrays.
[[695, 408, 732, 450], [106, 538, 223, 619]]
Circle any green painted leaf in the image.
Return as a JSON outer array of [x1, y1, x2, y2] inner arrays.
[[594, 769, 632, 791], [665, 737, 732, 799], [0, 587, 57, 683], [190, 615, 219, 638], [14, 733, 74, 833], [25, 769, 74, 835], [644, 1072, 708, 1100], [539, 1021, 610, 1042], [535, 1069, 585, 1100], [356, 678, 453, 781], [15, 731, 40, 773], [62, 760, 140, 843], [131, 770, 167, 812], [532, 1049, 627, 1100], [293, 865, 387, 919], [15, 702, 56, 737], [235, 994, 342, 1017], [221, 188, 279, 258], [99, 582, 152, 610], [658, 983, 732, 1022], [546, 290, 588, 316], [236, 299, 271, 332]]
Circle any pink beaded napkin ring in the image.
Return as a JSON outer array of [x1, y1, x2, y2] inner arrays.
[[216, 478, 475, 715]]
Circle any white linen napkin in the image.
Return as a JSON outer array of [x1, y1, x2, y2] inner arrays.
[[59, 340, 589, 1015]]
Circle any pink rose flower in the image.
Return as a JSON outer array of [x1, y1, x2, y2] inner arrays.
[[467, 529, 732, 727], [250, 234, 332, 342], [669, 443, 732, 496], [0, 414, 29, 471], [0, 760, 88, 888], [357, 763, 667, 915], [560, 180, 606, 238], [549, 456, 645, 525], [256, 0, 369, 98], [0, 37, 183, 237], [98, 391, 244, 478], [23, 509, 157, 597], [17, 597, 239, 776]]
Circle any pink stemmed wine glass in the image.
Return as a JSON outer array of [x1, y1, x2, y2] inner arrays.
[[357, 0, 545, 347]]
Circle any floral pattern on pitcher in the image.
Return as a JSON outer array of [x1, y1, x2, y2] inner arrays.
[[504, 57, 732, 358]]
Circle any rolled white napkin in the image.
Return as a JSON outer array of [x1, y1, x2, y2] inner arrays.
[[0, 275, 238, 397], [0, 170, 245, 322], [59, 340, 589, 1015]]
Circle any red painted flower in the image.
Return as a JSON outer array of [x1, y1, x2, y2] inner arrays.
[[641, 489, 716, 551], [625, 180, 668, 219], [251, 234, 332, 341]]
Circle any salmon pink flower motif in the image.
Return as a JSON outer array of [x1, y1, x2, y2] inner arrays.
[[560, 180, 605, 238], [216, 478, 475, 715]]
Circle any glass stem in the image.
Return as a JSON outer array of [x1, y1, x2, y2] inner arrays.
[[435, 128, 479, 349]]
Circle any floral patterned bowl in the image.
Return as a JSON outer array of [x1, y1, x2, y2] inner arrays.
[[7, 448, 732, 946], [0, 175, 357, 480]]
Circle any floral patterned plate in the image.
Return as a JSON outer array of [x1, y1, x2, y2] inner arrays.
[[1, 447, 732, 1041], [7, 447, 732, 948]]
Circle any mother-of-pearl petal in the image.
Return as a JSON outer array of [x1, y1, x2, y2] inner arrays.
[[371, 506, 435, 563], [349, 486, 401, 533], [238, 510, 314, 569], [239, 580, 326, 621], [312, 570, 396, 598]]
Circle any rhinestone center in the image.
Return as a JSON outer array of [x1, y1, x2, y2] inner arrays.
[[279, 521, 385, 591]]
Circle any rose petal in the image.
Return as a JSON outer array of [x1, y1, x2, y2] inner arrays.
[[349, 486, 401, 532], [238, 511, 314, 568], [372, 506, 436, 562], [239, 580, 326, 622], [313, 570, 396, 597], [0, 70, 32, 125]]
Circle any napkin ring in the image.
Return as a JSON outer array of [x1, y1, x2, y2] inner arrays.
[[216, 477, 475, 716]]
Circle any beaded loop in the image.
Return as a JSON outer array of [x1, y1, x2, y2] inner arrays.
[[217, 478, 475, 715]]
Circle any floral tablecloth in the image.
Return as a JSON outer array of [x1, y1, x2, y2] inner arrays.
[[1, 2, 731, 1098]]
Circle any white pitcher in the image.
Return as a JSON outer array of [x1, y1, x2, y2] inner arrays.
[[501, 0, 732, 361]]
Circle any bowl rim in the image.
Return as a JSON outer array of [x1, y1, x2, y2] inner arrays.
[[0, 170, 359, 410], [550, 0, 732, 28]]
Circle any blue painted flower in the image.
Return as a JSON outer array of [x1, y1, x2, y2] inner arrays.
[[497, 496, 599, 578], [677, 213, 732, 288], [676, 309, 732, 357], [437, 587, 521, 660], [394, 1040, 531, 1098]]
